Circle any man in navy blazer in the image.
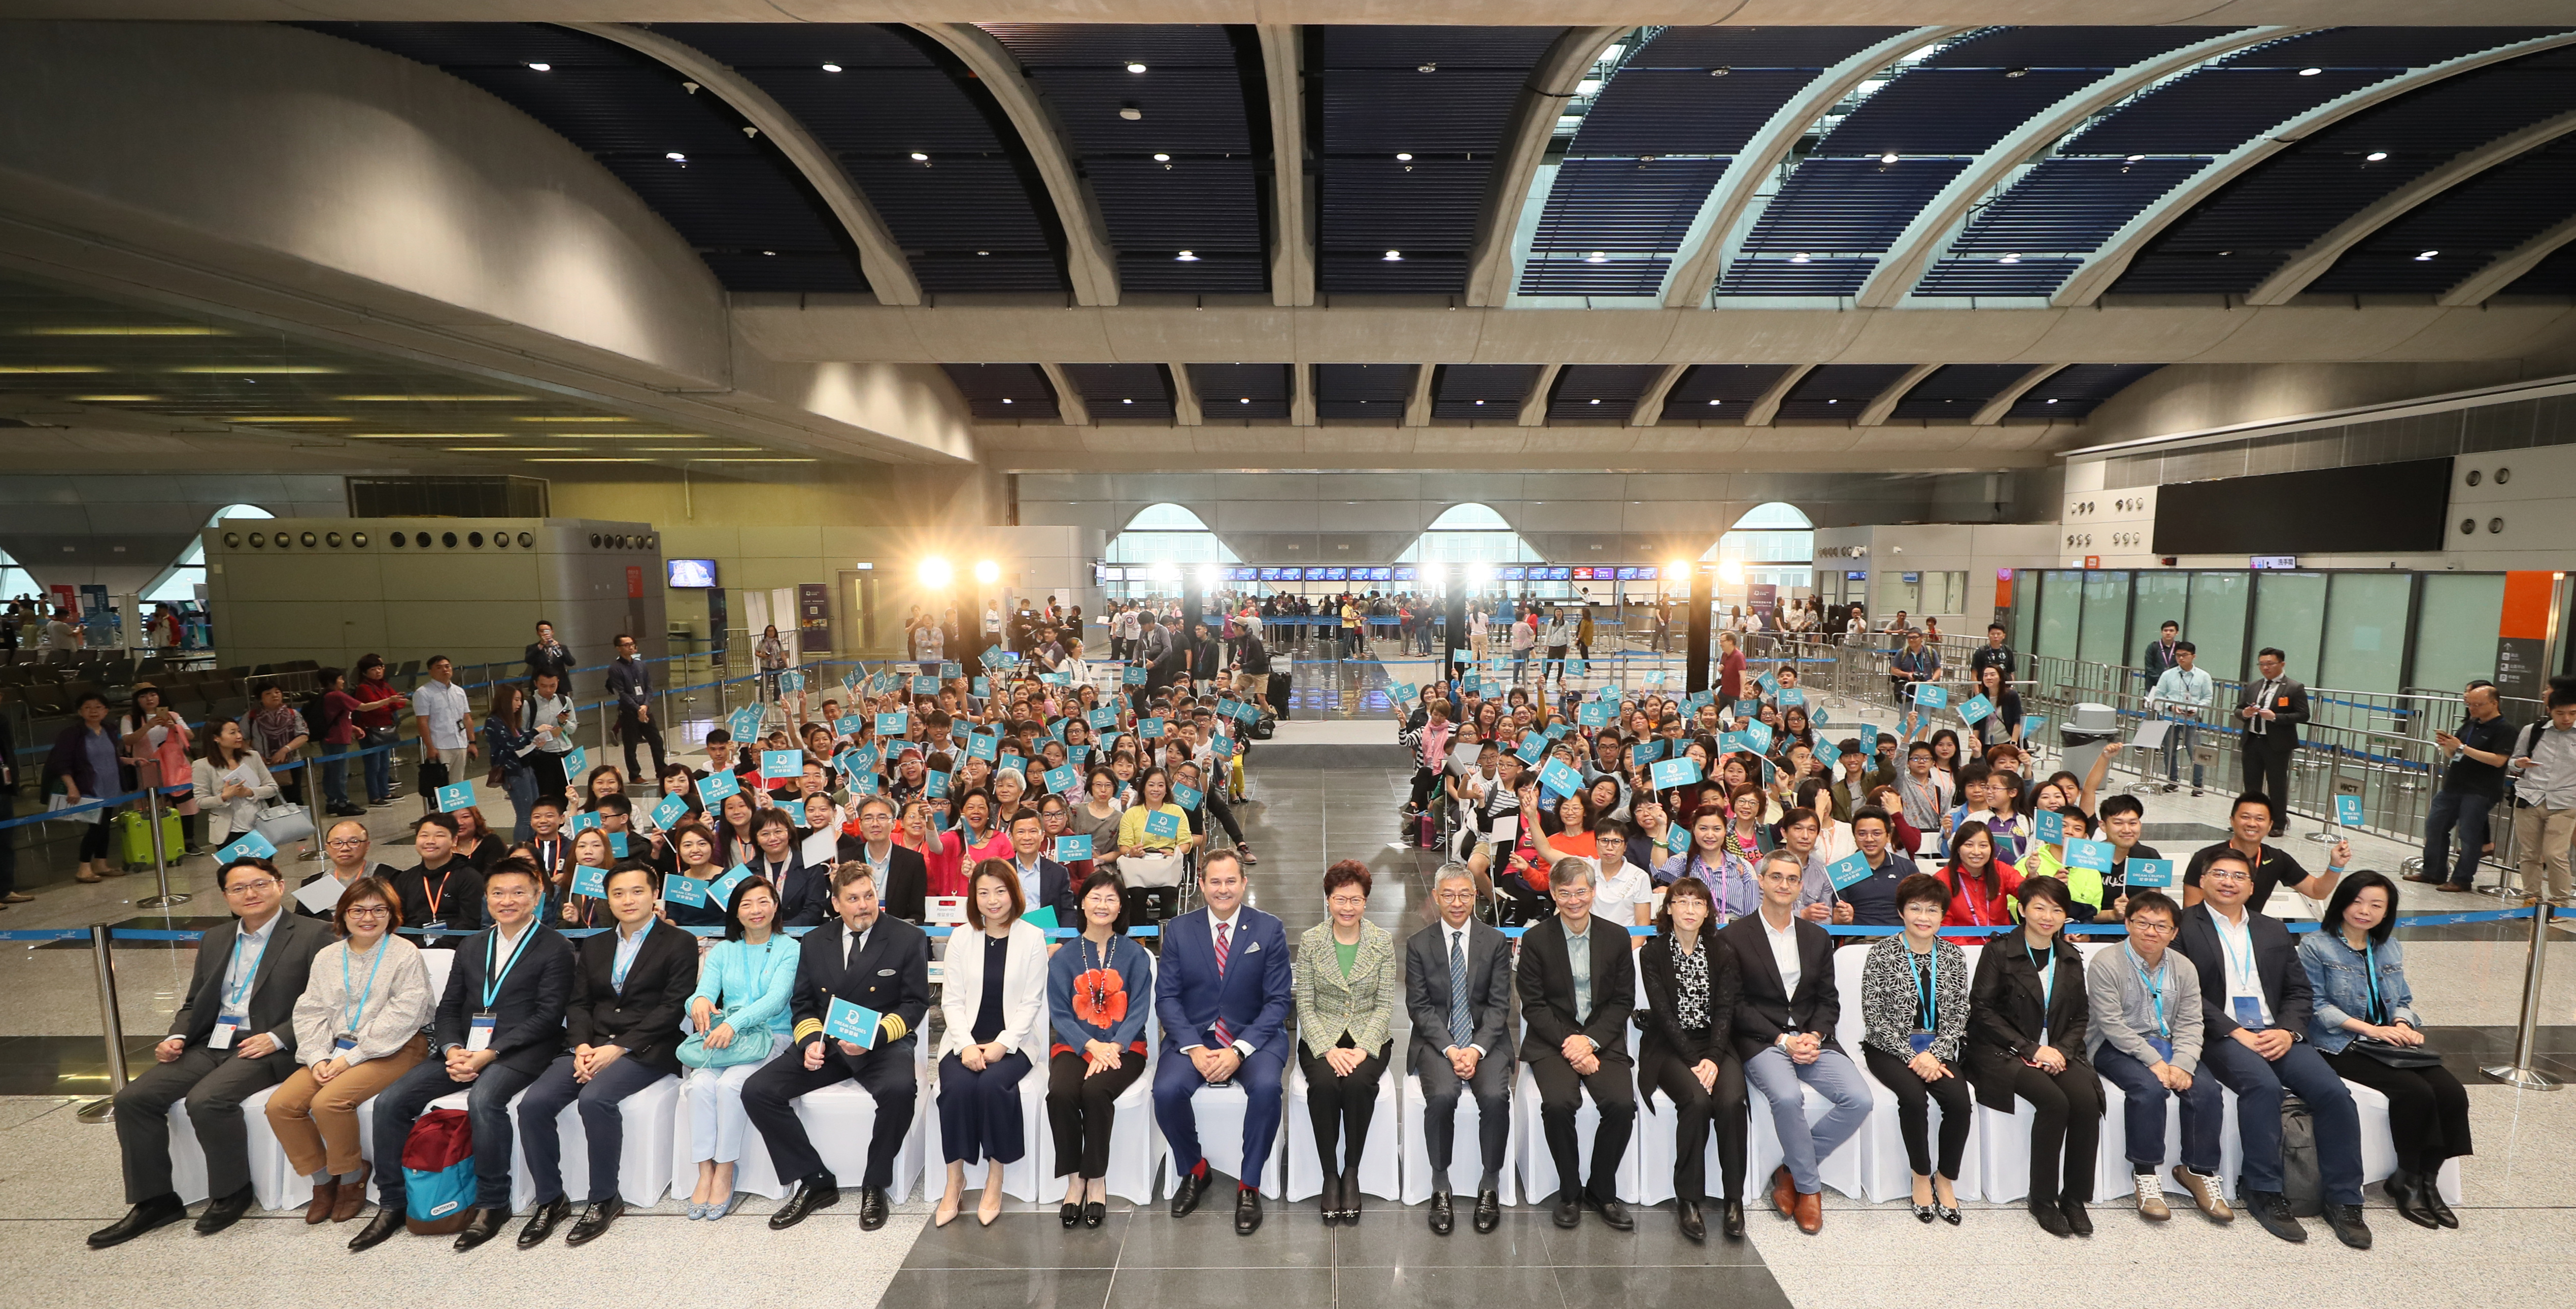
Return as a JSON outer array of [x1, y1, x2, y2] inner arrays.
[[352, 860, 575, 1253], [1153, 850, 1293, 1234], [1005, 812, 1079, 921]]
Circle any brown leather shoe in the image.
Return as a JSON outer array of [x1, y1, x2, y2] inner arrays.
[[332, 1163, 370, 1222], [1794, 1189, 1823, 1234], [1770, 1165, 1795, 1218], [304, 1180, 341, 1225]]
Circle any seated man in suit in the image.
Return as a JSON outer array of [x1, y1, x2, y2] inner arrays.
[[2174, 848, 2370, 1249], [1405, 862, 1514, 1235], [1152, 850, 1294, 1235], [91, 856, 329, 1247], [513, 864, 699, 1248], [1719, 850, 1869, 1235], [1003, 810, 1077, 922], [839, 795, 930, 924], [351, 858, 575, 1252], [743, 861, 931, 1232], [1517, 856, 1637, 1231]]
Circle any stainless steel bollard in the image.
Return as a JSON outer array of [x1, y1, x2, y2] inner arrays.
[[136, 773, 187, 909], [74, 923, 128, 1122], [2482, 902, 2562, 1091]]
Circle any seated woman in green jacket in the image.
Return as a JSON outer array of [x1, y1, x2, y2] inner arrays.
[[1292, 859, 1399, 1226], [681, 876, 798, 1220]]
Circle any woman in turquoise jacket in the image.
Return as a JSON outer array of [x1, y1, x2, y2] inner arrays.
[[681, 876, 799, 1220]]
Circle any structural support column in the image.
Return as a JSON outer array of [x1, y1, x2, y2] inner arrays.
[[1405, 364, 1435, 427], [1970, 364, 2056, 426], [913, 23, 1122, 306], [1258, 25, 1313, 307], [1856, 363, 1940, 427], [1629, 363, 1688, 428], [1168, 363, 1203, 426], [1517, 363, 1564, 427], [1290, 362, 1316, 425], [1039, 362, 1089, 426], [1465, 26, 1629, 307], [1740, 364, 1811, 428]]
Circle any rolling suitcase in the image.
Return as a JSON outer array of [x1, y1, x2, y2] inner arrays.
[[117, 810, 186, 869], [1267, 672, 1292, 719]]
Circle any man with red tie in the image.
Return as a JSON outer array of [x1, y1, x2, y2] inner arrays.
[[1153, 850, 1294, 1234]]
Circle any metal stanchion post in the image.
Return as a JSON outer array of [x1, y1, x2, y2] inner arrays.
[[2482, 902, 2562, 1091], [75, 923, 127, 1121], [136, 774, 187, 909]]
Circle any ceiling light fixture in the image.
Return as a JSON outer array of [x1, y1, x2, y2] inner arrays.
[[1395, 152, 1412, 161], [822, 62, 842, 72], [1788, 253, 1810, 263], [0, 364, 106, 373], [528, 62, 550, 71], [762, 250, 776, 256], [1119, 107, 1142, 120], [1998, 253, 2020, 264], [1239, 397, 1250, 404], [223, 416, 349, 423], [67, 394, 158, 401], [2046, 397, 2060, 404], [1417, 62, 1437, 73], [1584, 252, 1608, 263], [2298, 66, 2322, 76], [524, 457, 655, 463], [1127, 61, 1147, 73], [666, 151, 686, 161], [910, 151, 929, 161], [2126, 154, 2145, 162], [1707, 398, 1720, 405], [1880, 152, 1899, 163], [448, 446, 578, 452], [2416, 249, 2438, 261], [1710, 66, 1730, 77], [1588, 398, 1601, 405], [1122, 398, 1133, 404], [516, 416, 631, 422], [1153, 152, 1170, 161], [2004, 66, 2027, 78], [1175, 250, 1199, 261], [1383, 250, 1403, 261]]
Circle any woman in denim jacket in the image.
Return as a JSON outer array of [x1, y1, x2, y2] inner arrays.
[[2297, 870, 2467, 1231]]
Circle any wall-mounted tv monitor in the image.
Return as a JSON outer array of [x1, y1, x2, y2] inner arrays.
[[667, 559, 718, 588]]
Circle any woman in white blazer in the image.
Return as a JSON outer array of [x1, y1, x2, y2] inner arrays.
[[934, 857, 1050, 1227], [190, 719, 281, 846]]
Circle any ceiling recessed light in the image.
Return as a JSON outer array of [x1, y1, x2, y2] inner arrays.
[[2004, 66, 2027, 78], [2365, 150, 2388, 161], [1880, 152, 1898, 163], [1175, 250, 1199, 261], [822, 62, 842, 72], [1127, 62, 1147, 73], [1707, 398, 1720, 405], [762, 250, 776, 256], [1395, 152, 1412, 161], [1826, 398, 1838, 405], [1383, 250, 1403, 261], [2299, 66, 2322, 76], [1122, 398, 1133, 404], [1588, 398, 1601, 405], [2416, 249, 2439, 261], [666, 151, 686, 161], [1239, 397, 1250, 404], [1153, 152, 1170, 161], [2126, 154, 2145, 162], [1119, 107, 1142, 120], [910, 152, 929, 161], [2046, 397, 2060, 404], [1584, 252, 1608, 263], [1000, 397, 1013, 404], [1417, 63, 1437, 73], [1998, 253, 2020, 264], [527, 62, 550, 72], [1789, 253, 1810, 263]]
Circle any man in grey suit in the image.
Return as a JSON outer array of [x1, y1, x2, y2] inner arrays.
[[91, 856, 328, 1247], [1405, 863, 1513, 1235]]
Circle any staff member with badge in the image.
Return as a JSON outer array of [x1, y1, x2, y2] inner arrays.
[[2085, 890, 2229, 1225], [265, 876, 433, 1225], [2233, 649, 2309, 837], [743, 861, 932, 1232], [1859, 874, 1973, 1224], [351, 859, 575, 1252]]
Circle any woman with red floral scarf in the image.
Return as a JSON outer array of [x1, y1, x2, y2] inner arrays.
[[1044, 869, 1154, 1228]]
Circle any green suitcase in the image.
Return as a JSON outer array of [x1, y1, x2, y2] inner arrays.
[[116, 810, 185, 869]]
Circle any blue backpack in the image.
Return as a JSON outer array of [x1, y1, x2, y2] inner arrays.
[[401, 1107, 477, 1234]]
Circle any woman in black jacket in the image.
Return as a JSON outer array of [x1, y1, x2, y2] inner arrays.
[[1636, 876, 1746, 1243], [1964, 875, 2102, 1238]]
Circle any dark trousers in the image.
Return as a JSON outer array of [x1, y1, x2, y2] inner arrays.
[[742, 1038, 919, 1190], [1202, 790, 1246, 847], [617, 707, 666, 782], [1297, 1041, 1388, 1177], [1152, 1043, 1286, 1187], [515, 1053, 670, 1204], [0, 786, 14, 895], [1528, 1051, 1635, 1202], [937, 1050, 1032, 1166], [2322, 1047, 2472, 1175], [1046, 1050, 1147, 1179], [1414, 1047, 1511, 1188], [530, 750, 571, 803], [2095, 1045, 2221, 1172], [78, 816, 112, 862], [112, 1044, 291, 1203], [2241, 731, 2296, 824], [2424, 789, 2497, 888], [1862, 1046, 1973, 1180], [372, 1054, 546, 1210], [2200, 1036, 2363, 1203], [1994, 1059, 2101, 1203], [1408, 767, 1437, 810], [1643, 1055, 1747, 1204]]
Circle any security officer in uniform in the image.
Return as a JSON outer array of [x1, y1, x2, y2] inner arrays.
[[742, 861, 931, 1231]]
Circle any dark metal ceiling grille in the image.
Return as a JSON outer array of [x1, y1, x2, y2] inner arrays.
[[1666, 364, 1797, 419], [1775, 363, 1913, 421], [942, 362, 1060, 420], [1890, 363, 2038, 420], [1187, 363, 1293, 420], [1062, 363, 1174, 421], [2009, 362, 2164, 418], [2310, 134, 2576, 295], [1546, 364, 1663, 423], [1315, 363, 1417, 418], [1430, 362, 1542, 418]]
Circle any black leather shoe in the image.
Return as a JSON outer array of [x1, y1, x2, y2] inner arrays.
[[2385, 1171, 2438, 1230], [2059, 1196, 2093, 1237], [858, 1185, 890, 1230], [1677, 1199, 1706, 1243], [453, 1207, 509, 1252], [1586, 1193, 1634, 1232], [192, 1185, 254, 1236], [348, 1204, 404, 1252], [1720, 1199, 1745, 1239], [564, 1198, 623, 1248], [1233, 1185, 1263, 1235], [1551, 1190, 1579, 1228], [768, 1177, 839, 1230], [1342, 1168, 1365, 1225], [2030, 1197, 2072, 1236], [1473, 1188, 1501, 1234], [1061, 1200, 1082, 1228], [1082, 1201, 1106, 1229], [1428, 1191, 1454, 1235], [512, 1197, 568, 1250], [1170, 1167, 1209, 1219], [1318, 1172, 1341, 1226], [2324, 1202, 2372, 1251], [87, 1194, 187, 1249], [2246, 1190, 2308, 1243], [2423, 1183, 2459, 1229]]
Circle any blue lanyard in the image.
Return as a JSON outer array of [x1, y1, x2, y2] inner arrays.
[[2127, 947, 2169, 1037], [613, 918, 653, 992], [341, 939, 388, 1033], [1907, 941, 1938, 1029], [2216, 915, 2257, 991], [2362, 937, 2384, 1024], [482, 924, 535, 1010], [224, 928, 269, 1013], [2025, 942, 2054, 1020]]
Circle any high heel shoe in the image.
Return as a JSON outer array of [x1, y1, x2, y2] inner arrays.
[[1082, 1201, 1107, 1229], [1061, 1200, 1082, 1228], [1911, 1201, 1936, 1223], [1935, 1201, 1962, 1226]]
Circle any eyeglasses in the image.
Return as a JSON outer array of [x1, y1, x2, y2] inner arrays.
[[2201, 868, 2251, 884], [2127, 919, 2175, 935], [344, 904, 391, 918], [224, 878, 280, 894], [325, 837, 367, 849], [1434, 888, 1476, 901], [1326, 894, 1369, 910]]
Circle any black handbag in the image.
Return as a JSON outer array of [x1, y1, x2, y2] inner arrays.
[[2345, 1034, 2443, 1069]]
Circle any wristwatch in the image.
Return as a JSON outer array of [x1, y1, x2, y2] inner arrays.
[[1232, 1039, 1254, 1058]]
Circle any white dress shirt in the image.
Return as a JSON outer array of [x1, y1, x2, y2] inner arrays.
[[413, 679, 473, 751], [2210, 908, 2272, 1028], [1762, 910, 1802, 999]]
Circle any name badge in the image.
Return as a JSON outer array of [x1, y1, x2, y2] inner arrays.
[[1907, 1031, 1933, 1056], [209, 1016, 242, 1050], [334, 1034, 358, 1053], [2232, 996, 2265, 1029], [2147, 1036, 2174, 1062], [466, 1012, 496, 1052], [927, 896, 967, 926]]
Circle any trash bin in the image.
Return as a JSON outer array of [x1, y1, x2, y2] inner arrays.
[[2059, 702, 2121, 782]]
